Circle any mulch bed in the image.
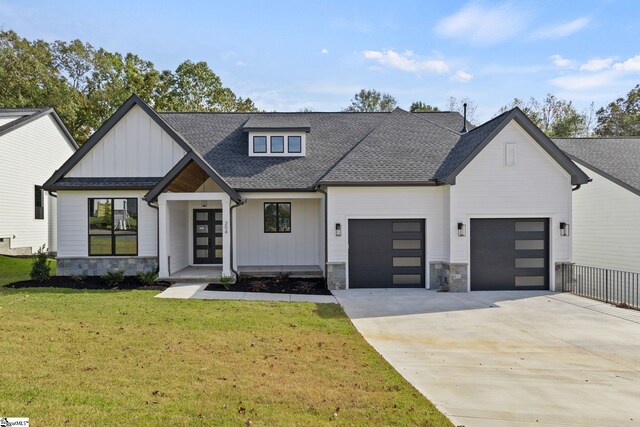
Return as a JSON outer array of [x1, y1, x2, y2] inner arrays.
[[7, 276, 171, 291], [205, 275, 330, 295]]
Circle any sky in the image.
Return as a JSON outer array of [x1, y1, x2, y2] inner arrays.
[[1, 0, 640, 122]]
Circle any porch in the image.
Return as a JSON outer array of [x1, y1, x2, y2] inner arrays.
[[164, 264, 324, 282]]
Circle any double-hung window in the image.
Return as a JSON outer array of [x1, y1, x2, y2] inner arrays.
[[264, 202, 291, 233], [88, 198, 138, 255], [34, 185, 44, 220]]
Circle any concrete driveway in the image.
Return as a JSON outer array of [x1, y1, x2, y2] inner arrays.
[[333, 290, 640, 426]]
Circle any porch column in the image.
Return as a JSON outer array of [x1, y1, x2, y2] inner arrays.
[[158, 197, 169, 278], [221, 195, 231, 276]]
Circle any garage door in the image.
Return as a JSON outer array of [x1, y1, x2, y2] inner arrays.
[[348, 219, 425, 288], [470, 218, 549, 291]]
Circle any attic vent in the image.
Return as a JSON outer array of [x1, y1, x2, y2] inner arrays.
[[504, 142, 516, 167]]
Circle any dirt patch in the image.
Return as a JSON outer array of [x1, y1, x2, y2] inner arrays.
[[205, 274, 330, 295], [7, 275, 170, 291]]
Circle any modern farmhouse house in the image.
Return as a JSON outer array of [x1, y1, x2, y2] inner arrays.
[[555, 137, 640, 273], [44, 95, 589, 291], [0, 108, 78, 255]]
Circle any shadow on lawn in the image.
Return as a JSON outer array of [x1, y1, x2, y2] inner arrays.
[[313, 302, 346, 319]]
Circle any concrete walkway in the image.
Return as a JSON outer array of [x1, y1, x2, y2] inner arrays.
[[333, 289, 640, 427], [156, 282, 337, 303]]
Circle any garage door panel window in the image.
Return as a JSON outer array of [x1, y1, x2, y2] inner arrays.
[[392, 222, 421, 233], [515, 240, 545, 250], [392, 239, 421, 250], [393, 274, 422, 285], [515, 276, 545, 287], [514, 221, 545, 232], [393, 257, 422, 267], [515, 258, 545, 268]]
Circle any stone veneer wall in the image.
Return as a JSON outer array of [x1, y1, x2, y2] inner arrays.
[[326, 262, 346, 290], [57, 257, 158, 276], [429, 262, 469, 292]]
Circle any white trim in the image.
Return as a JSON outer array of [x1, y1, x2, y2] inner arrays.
[[248, 131, 306, 157], [343, 215, 430, 290], [160, 192, 230, 202]]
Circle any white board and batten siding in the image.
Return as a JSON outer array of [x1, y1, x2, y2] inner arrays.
[[572, 163, 640, 273], [326, 186, 448, 267], [0, 114, 76, 252], [235, 198, 323, 267], [450, 121, 573, 288], [56, 190, 157, 257], [66, 105, 185, 178]]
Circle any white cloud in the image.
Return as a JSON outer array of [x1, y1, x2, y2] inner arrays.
[[613, 54, 640, 72], [549, 54, 576, 68], [532, 17, 590, 39], [551, 72, 614, 91], [321, 48, 329, 54], [580, 57, 614, 71], [451, 70, 473, 82], [236, 60, 246, 66], [363, 49, 449, 74], [435, 3, 529, 45]]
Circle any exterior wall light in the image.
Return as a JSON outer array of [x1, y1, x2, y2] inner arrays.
[[457, 222, 466, 237], [335, 223, 342, 237], [560, 222, 570, 237]]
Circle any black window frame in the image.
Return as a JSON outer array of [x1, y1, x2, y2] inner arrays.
[[34, 185, 44, 220], [88, 198, 138, 256], [263, 202, 291, 233], [270, 135, 285, 153], [288, 135, 302, 153], [253, 135, 267, 153]]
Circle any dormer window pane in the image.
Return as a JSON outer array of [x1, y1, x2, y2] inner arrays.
[[288, 136, 302, 153], [271, 136, 284, 153], [253, 136, 267, 153]]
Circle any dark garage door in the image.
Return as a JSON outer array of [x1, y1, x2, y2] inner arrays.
[[348, 219, 425, 288], [470, 218, 549, 291]]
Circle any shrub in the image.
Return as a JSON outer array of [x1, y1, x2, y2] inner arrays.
[[102, 269, 125, 287], [218, 274, 235, 290], [136, 270, 158, 285], [71, 275, 86, 283], [30, 245, 51, 282]]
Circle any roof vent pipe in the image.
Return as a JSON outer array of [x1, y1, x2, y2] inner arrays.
[[461, 103, 468, 133]]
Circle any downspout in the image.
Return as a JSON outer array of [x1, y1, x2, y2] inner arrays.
[[47, 191, 57, 198], [146, 200, 160, 272], [230, 200, 245, 279], [316, 187, 328, 278], [571, 184, 581, 192]]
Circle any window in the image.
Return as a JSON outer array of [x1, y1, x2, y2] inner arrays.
[[88, 198, 138, 256], [34, 185, 44, 220], [270, 136, 284, 153], [288, 136, 302, 153], [253, 136, 267, 153], [264, 202, 291, 233]]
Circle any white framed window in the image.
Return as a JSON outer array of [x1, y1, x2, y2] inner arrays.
[[248, 132, 306, 157]]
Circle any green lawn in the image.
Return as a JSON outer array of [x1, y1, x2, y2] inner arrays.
[[0, 255, 56, 286], [0, 256, 450, 426]]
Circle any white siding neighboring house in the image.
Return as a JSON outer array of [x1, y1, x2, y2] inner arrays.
[[44, 95, 589, 291], [0, 109, 78, 255], [555, 138, 640, 273]]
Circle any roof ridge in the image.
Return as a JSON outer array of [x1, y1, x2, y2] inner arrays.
[[408, 110, 464, 136], [158, 111, 395, 115], [314, 111, 400, 187], [554, 136, 640, 140]]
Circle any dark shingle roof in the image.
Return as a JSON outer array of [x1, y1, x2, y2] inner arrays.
[[54, 177, 162, 189], [554, 137, 640, 194], [243, 115, 310, 131], [320, 109, 461, 184], [160, 111, 389, 189]]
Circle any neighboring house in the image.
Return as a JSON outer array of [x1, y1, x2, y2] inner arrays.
[[0, 108, 78, 255], [555, 137, 640, 273], [44, 95, 589, 291]]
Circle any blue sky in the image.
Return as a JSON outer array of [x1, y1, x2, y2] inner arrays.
[[2, 0, 640, 122]]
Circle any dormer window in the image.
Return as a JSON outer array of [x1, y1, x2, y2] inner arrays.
[[253, 136, 267, 153], [270, 136, 285, 153], [288, 136, 302, 153]]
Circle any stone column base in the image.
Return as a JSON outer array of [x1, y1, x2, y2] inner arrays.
[[57, 257, 158, 276], [326, 262, 346, 290], [430, 262, 469, 292], [554, 262, 574, 292]]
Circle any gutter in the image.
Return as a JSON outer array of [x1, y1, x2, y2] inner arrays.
[[572, 184, 582, 192], [146, 200, 160, 270], [47, 191, 57, 198]]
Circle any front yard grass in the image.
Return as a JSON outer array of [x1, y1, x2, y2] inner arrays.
[[0, 255, 56, 287], [0, 258, 450, 426]]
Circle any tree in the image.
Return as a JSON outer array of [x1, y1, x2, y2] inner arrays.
[[344, 89, 397, 112], [410, 101, 439, 112], [447, 97, 477, 124], [497, 94, 587, 137], [595, 84, 640, 136]]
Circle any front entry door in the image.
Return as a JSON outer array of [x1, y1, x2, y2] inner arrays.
[[193, 209, 223, 264]]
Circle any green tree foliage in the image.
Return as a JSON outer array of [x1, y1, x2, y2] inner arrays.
[[344, 89, 397, 112], [0, 30, 258, 143], [497, 94, 588, 137], [447, 96, 477, 124], [595, 84, 640, 136], [409, 101, 440, 112]]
